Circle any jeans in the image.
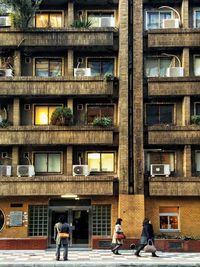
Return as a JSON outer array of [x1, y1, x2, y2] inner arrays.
[[55, 243, 68, 260]]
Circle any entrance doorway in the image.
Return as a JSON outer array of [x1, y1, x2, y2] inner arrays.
[[49, 207, 91, 248]]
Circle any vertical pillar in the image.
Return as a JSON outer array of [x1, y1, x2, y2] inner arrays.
[[182, 48, 190, 77], [67, 99, 73, 111], [13, 97, 20, 126], [182, 96, 190, 126], [14, 50, 21, 76], [181, 0, 189, 28], [12, 146, 19, 176], [66, 146, 73, 176], [68, 2, 74, 26], [183, 145, 191, 177], [67, 50, 74, 76]]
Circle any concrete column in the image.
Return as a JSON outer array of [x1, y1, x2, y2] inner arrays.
[[68, 2, 74, 26], [182, 48, 190, 77], [67, 50, 74, 76], [13, 97, 20, 126], [183, 145, 191, 177], [181, 0, 189, 28], [66, 146, 73, 176], [14, 50, 21, 76], [12, 146, 19, 176], [182, 96, 190, 126]]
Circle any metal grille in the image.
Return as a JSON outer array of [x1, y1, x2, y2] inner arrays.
[[28, 205, 48, 236], [92, 205, 111, 236]]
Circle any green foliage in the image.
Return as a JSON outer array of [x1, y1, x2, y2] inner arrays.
[[191, 115, 200, 125], [71, 20, 92, 28], [0, 119, 12, 128], [103, 73, 115, 82], [92, 116, 113, 127], [50, 107, 73, 126], [0, 0, 42, 28], [155, 233, 200, 240]]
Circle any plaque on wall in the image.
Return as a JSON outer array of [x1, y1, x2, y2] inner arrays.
[[9, 211, 23, 227]]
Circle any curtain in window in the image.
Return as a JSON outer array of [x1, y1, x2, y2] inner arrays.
[[147, 12, 159, 29]]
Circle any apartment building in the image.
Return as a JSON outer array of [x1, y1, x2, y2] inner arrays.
[[0, 0, 200, 251]]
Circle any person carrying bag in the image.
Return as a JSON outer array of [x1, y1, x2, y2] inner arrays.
[[111, 218, 125, 255]]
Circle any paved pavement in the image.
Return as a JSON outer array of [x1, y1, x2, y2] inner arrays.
[[0, 249, 200, 266]]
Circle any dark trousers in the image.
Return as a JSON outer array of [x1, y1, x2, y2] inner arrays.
[[112, 243, 122, 252], [135, 243, 156, 256]]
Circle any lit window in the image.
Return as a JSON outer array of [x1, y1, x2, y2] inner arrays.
[[34, 153, 61, 173], [35, 12, 62, 28], [35, 58, 62, 77], [194, 56, 200, 76], [0, 209, 4, 231], [145, 152, 175, 172], [146, 104, 174, 125], [194, 10, 200, 28], [87, 58, 114, 76], [87, 12, 115, 27], [87, 105, 114, 124], [159, 207, 179, 232], [34, 105, 60, 125], [145, 10, 172, 30], [145, 57, 172, 77], [88, 152, 114, 172]]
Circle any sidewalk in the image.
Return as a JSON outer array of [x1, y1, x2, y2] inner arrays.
[[0, 249, 200, 266]]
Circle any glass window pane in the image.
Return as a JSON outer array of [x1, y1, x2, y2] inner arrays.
[[101, 13, 115, 27], [48, 154, 61, 172], [36, 14, 49, 28], [147, 12, 159, 29], [195, 152, 200, 171], [88, 153, 100, 172], [35, 154, 47, 172], [88, 13, 100, 27], [101, 153, 114, 172], [195, 104, 200, 115], [160, 105, 173, 124], [195, 11, 200, 28], [87, 106, 101, 123], [88, 60, 101, 76], [102, 60, 114, 75], [49, 60, 62, 77], [35, 59, 48, 77], [160, 58, 171, 77], [194, 56, 200, 76], [146, 104, 159, 124], [160, 216, 168, 229], [50, 13, 62, 28], [169, 216, 178, 229], [35, 106, 48, 125], [146, 58, 158, 77]]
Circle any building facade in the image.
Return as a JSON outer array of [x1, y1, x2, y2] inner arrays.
[[0, 0, 200, 250]]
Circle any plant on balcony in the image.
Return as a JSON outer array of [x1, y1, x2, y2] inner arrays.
[[0, 0, 42, 28], [0, 119, 12, 128], [71, 19, 92, 28], [103, 73, 117, 82], [92, 116, 113, 127], [191, 115, 200, 125], [50, 107, 73, 126]]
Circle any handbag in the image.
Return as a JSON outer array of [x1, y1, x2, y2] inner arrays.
[[144, 239, 156, 253], [114, 233, 125, 240], [58, 232, 69, 239]]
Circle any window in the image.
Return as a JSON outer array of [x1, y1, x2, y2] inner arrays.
[[34, 152, 61, 173], [92, 205, 111, 235], [145, 10, 172, 29], [28, 205, 48, 236], [35, 58, 62, 77], [194, 56, 200, 76], [35, 12, 62, 28], [88, 152, 114, 172], [87, 58, 114, 76], [194, 10, 200, 28], [0, 209, 4, 231], [87, 12, 115, 27], [87, 105, 114, 123], [159, 207, 179, 232], [34, 105, 61, 125], [195, 151, 200, 172], [145, 57, 172, 77], [145, 152, 175, 172], [146, 104, 174, 125]]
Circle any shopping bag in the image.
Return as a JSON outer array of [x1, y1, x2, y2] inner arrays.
[[144, 239, 156, 253]]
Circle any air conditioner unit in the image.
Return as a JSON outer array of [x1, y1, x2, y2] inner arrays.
[[17, 165, 35, 177], [166, 67, 184, 77], [161, 19, 180, 29], [0, 165, 11, 177], [0, 69, 13, 77], [150, 164, 170, 177], [73, 165, 89, 176], [0, 16, 11, 27], [74, 68, 91, 77]]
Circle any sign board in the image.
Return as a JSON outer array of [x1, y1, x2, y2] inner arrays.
[[9, 211, 23, 227]]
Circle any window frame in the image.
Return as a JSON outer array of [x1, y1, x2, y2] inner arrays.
[[86, 57, 116, 76], [92, 204, 111, 236], [193, 55, 200, 76], [159, 209, 180, 232], [33, 151, 63, 174], [28, 205, 48, 236], [145, 56, 173, 77], [145, 9, 172, 30], [193, 9, 200, 28], [86, 10, 116, 27], [35, 10, 64, 28], [33, 57, 64, 77], [87, 151, 116, 173], [194, 102, 200, 115], [86, 103, 116, 124]]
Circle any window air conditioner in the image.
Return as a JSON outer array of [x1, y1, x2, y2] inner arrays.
[[150, 164, 170, 177], [17, 165, 35, 177], [0, 69, 13, 77], [74, 68, 91, 77], [0, 165, 11, 177], [73, 165, 89, 176], [0, 16, 11, 27], [161, 19, 180, 29], [166, 67, 184, 77]]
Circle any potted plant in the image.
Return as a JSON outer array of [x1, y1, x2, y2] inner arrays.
[[0, 119, 12, 128], [191, 115, 200, 125], [71, 20, 92, 28], [103, 73, 115, 82], [50, 107, 73, 126], [92, 116, 113, 127]]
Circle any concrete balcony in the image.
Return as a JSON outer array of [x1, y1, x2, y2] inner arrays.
[[0, 126, 115, 145], [0, 175, 118, 196], [148, 28, 200, 48], [0, 76, 114, 96], [149, 176, 200, 196], [148, 77, 200, 96], [148, 125, 200, 145], [0, 28, 117, 48]]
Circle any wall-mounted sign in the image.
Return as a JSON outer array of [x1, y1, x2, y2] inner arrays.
[[9, 211, 23, 227]]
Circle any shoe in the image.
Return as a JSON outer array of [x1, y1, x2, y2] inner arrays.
[[115, 251, 121, 255], [56, 258, 59, 261], [152, 254, 159, 257], [63, 258, 68, 261], [111, 249, 116, 254], [134, 253, 141, 257]]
